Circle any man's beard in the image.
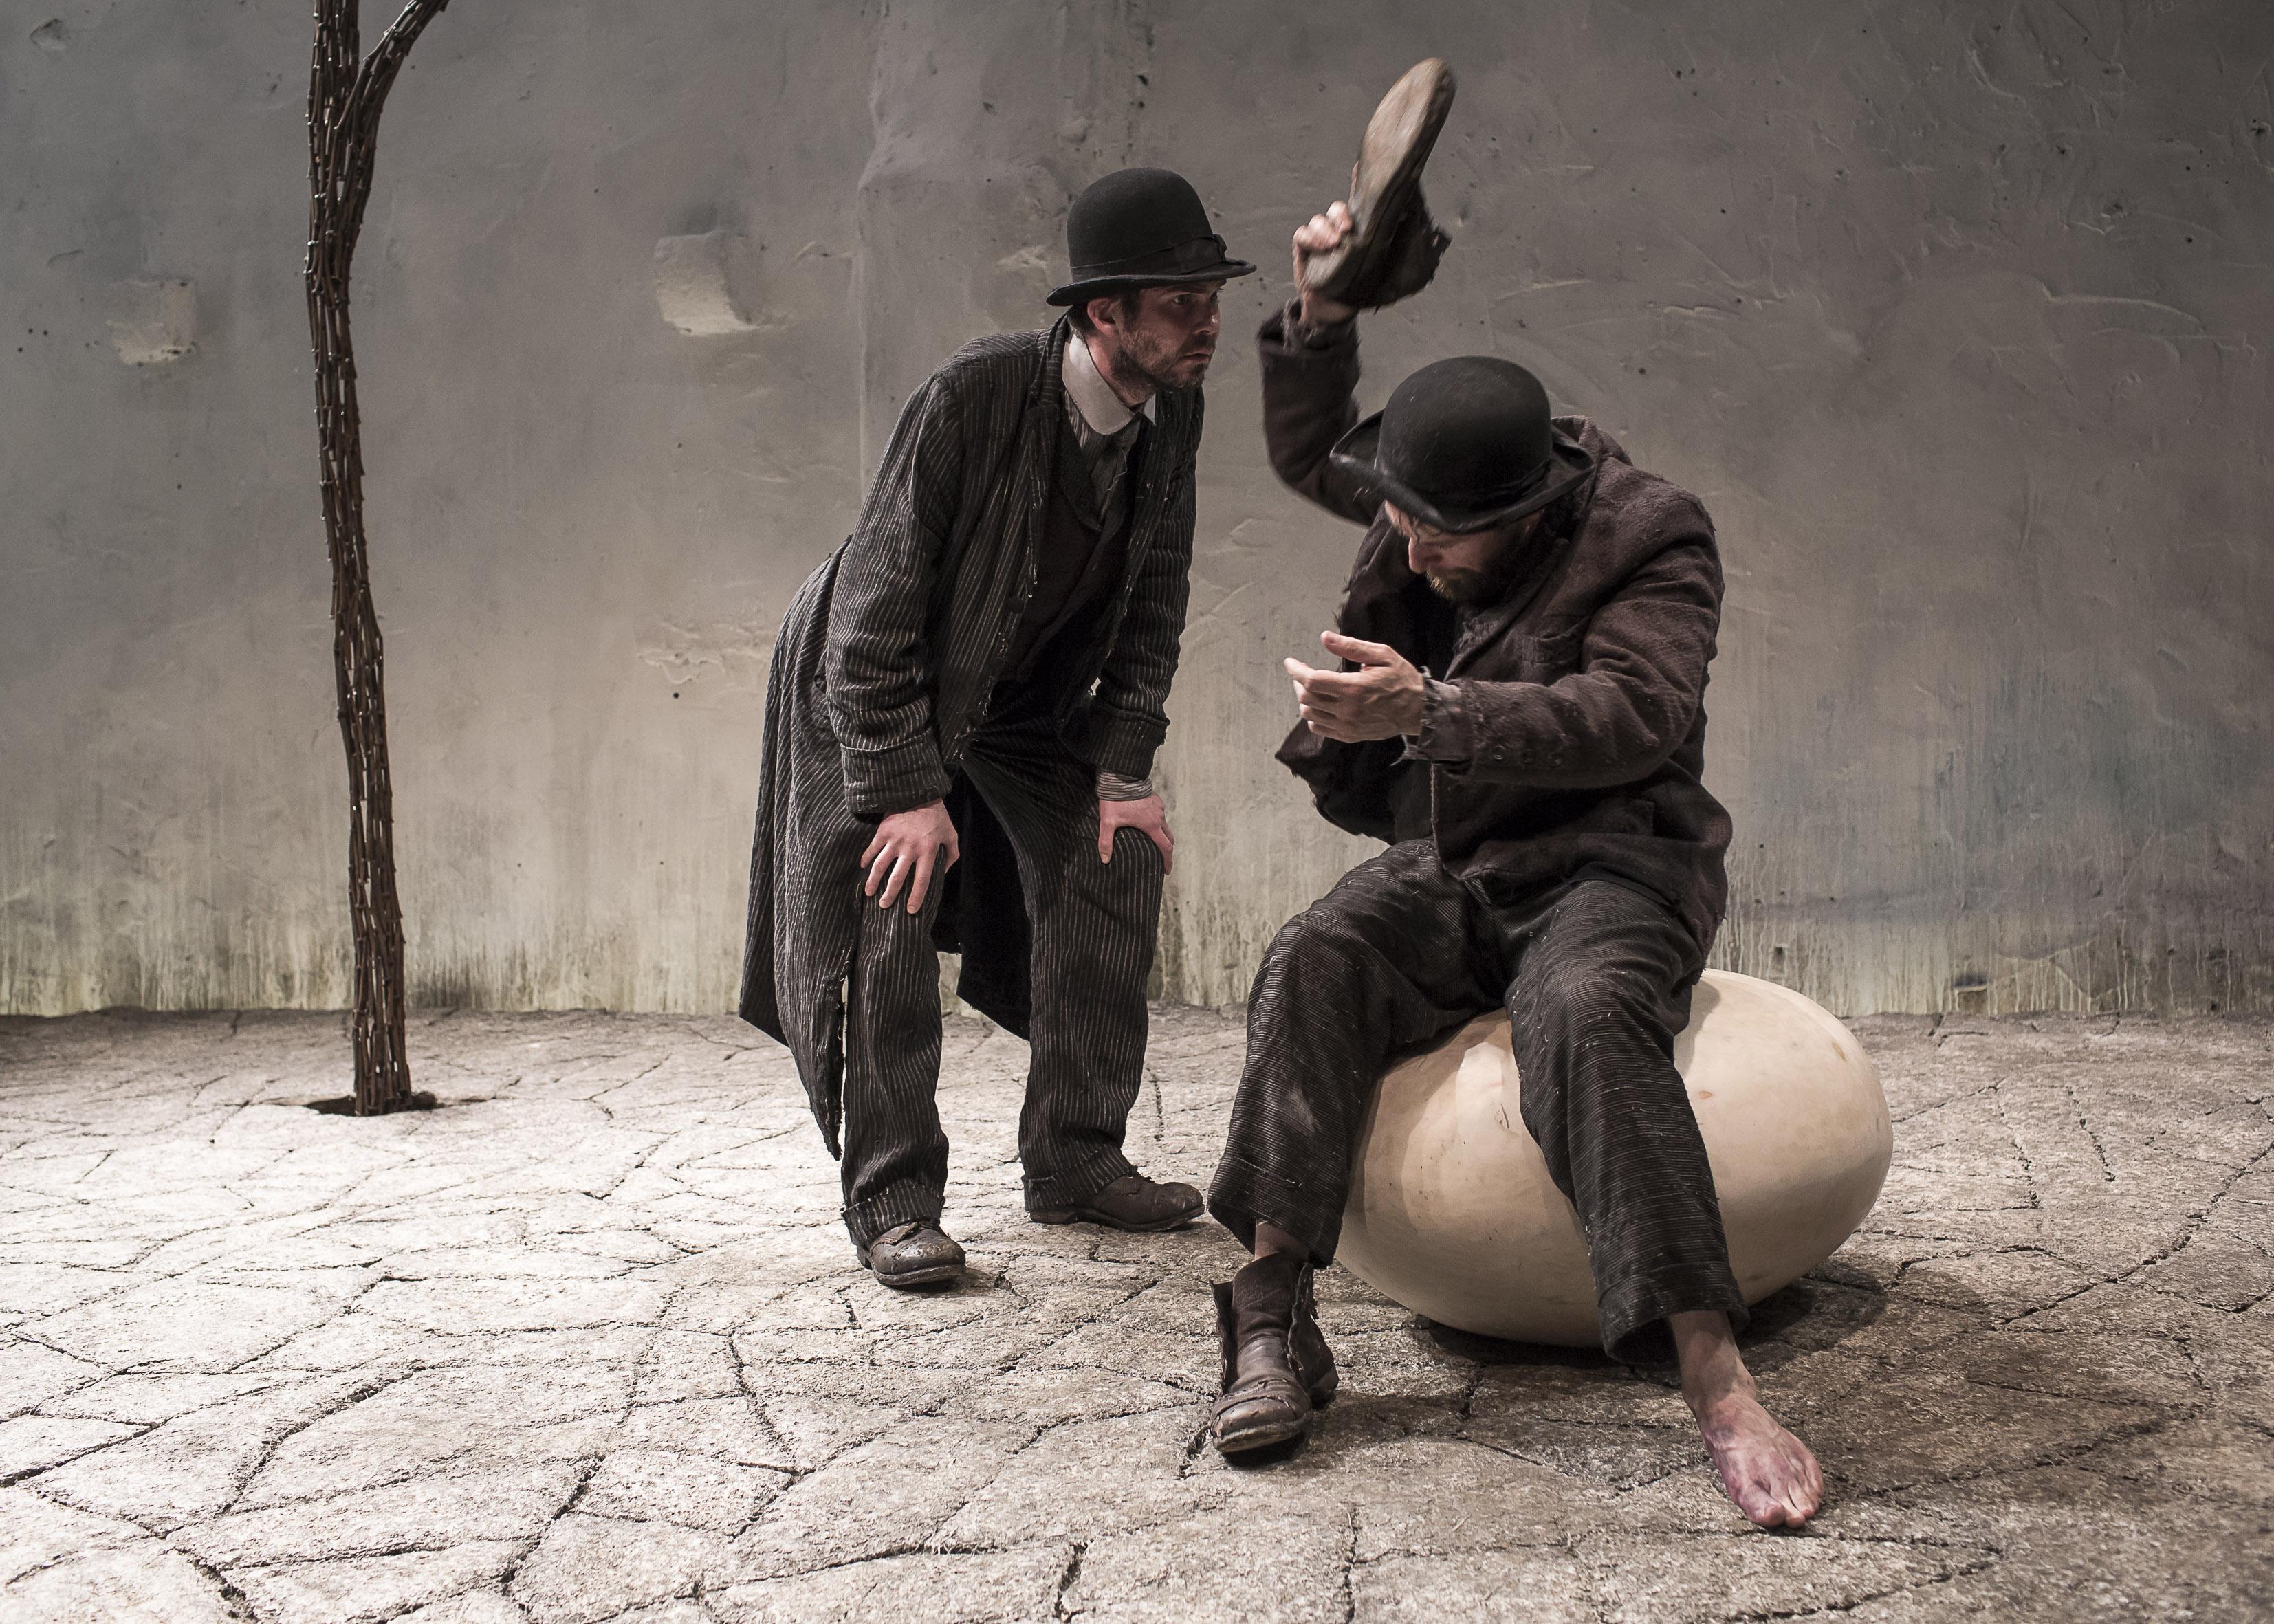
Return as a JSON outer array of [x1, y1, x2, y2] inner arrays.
[[1423, 549, 1524, 605], [1108, 331, 1214, 395]]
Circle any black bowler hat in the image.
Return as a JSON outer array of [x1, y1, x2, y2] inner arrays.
[[1329, 356, 1597, 532], [1046, 167, 1256, 306]]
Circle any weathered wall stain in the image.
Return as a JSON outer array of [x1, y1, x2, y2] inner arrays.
[[4, 1, 2268, 1017]]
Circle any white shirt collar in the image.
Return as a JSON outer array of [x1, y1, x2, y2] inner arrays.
[[1063, 330, 1157, 436]]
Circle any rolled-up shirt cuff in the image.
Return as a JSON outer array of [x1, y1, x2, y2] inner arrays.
[[1095, 770, 1156, 802], [1401, 678, 1474, 764]]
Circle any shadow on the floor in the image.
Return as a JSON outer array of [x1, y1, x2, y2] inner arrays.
[[1413, 1273, 1892, 1374], [306, 1090, 439, 1115]]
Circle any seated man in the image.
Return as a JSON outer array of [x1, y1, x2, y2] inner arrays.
[[1204, 201, 1823, 1529]]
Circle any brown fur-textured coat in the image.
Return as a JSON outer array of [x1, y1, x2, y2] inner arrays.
[[1260, 309, 1732, 953]]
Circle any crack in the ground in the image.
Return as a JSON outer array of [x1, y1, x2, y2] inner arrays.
[[1053, 1538, 1087, 1620], [6, 1009, 2271, 1620]]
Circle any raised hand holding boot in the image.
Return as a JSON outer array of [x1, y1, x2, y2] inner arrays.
[[1298, 58, 1457, 313]]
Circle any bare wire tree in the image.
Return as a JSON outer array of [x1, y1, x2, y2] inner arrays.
[[305, 0, 451, 1115]]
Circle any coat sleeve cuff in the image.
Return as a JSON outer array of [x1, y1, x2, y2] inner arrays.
[[1402, 677, 1475, 764], [841, 740, 954, 818], [1280, 297, 1357, 351], [1095, 770, 1156, 801], [1084, 710, 1166, 781]]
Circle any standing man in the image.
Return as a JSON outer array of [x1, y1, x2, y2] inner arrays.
[[741, 169, 1254, 1289], [1203, 199, 1824, 1530]]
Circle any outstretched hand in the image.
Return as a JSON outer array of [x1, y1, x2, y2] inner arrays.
[[1284, 630, 1425, 742]]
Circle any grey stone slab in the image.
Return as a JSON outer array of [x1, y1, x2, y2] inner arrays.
[[580, 1449, 788, 1532], [732, 1415, 1035, 1578], [0, 1413, 142, 1476], [177, 1461, 584, 1567], [34, 1372, 385, 1529], [0, 1261, 136, 1318], [0, 1338, 105, 1416], [1351, 1549, 1597, 1623], [934, 1365, 1194, 1427], [507, 1513, 733, 1624], [1341, 1439, 1617, 1557], [358, 1276, 670, 1334], [1, 1008, 2270, 1621], [48, 1376, 346, 1436], [229, 1541, 525, 1624], [0, 1485, 151, 1585], [1067, 1507, 1348, 1623], [615, 1397, 789, 1468], [394, 1592, 532, 1624], [5, 1543, 245, 1623], [710, 1545, 1071, 1624], [239, 1365, 634, 1506], [934, 1405, 1217, 1548], [1579, 1529, 1992, 1624], [32, 1278, 341, 1370]]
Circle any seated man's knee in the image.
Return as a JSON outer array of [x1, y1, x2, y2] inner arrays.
[[1520, 958, 1662, 1046], [1265, 906, 1339, 972], [1258, 900, 1379, 994]]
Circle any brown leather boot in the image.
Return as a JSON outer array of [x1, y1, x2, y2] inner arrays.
[[860, 1221, 965, 1288], [1209, 1253, 1337, 1455]]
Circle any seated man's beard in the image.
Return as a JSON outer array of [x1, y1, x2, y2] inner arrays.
[[1423, 540, 1525, 604]]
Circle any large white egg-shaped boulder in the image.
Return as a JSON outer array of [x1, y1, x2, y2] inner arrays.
[[1337, 970, 1891, 1346]]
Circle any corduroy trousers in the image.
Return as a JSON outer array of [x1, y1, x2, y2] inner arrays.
[[840, 711, 1163, 1251], [1207, 839, 1748, 1361]]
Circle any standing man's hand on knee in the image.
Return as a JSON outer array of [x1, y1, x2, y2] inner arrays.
[[862, 800, 959, 914], [1098, 794, 1174, 873]]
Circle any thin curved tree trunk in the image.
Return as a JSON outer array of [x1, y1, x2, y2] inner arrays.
[[305, 0, 451, 1115]]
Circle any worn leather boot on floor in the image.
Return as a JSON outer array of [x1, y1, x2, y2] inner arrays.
[[860, 1221, 965, 1288], [1210, 1253, 1339, 1456], [1031, 1172, 1203, 1233]]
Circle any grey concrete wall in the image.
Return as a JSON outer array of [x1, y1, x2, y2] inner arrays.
[[6, 0, 2270, 1018]]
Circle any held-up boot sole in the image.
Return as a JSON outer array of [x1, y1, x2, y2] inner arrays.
[[1302, 57, 1458, 309]]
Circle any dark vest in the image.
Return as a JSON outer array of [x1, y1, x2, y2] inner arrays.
[[991, 408, 1140, 710]]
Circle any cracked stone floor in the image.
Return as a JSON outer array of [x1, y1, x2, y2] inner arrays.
[[1, 1007, 2270, 1623]]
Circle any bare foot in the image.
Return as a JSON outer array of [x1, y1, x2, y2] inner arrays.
[[1668, 1308, 1824, 1528], [1692, 1388, 1824, 1528]]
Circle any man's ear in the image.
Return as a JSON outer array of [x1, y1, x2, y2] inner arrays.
[[1084, 294, 1119, 336]]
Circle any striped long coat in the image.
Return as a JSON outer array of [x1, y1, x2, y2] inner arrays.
[[739, 318, 1204, 1153]]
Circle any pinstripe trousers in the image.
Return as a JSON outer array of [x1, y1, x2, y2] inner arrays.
[[1207, 839, 1749, 1361], [840, 710, 1165, 1249]]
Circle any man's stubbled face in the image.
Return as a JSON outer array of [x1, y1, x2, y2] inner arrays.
[[1093, 282, 1224, 395], [1386, 505, 1546, 604]]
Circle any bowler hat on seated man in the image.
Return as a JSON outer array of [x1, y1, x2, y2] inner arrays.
[[1329, 356, 1597, 533], [1047, 167, 1256, 305]]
